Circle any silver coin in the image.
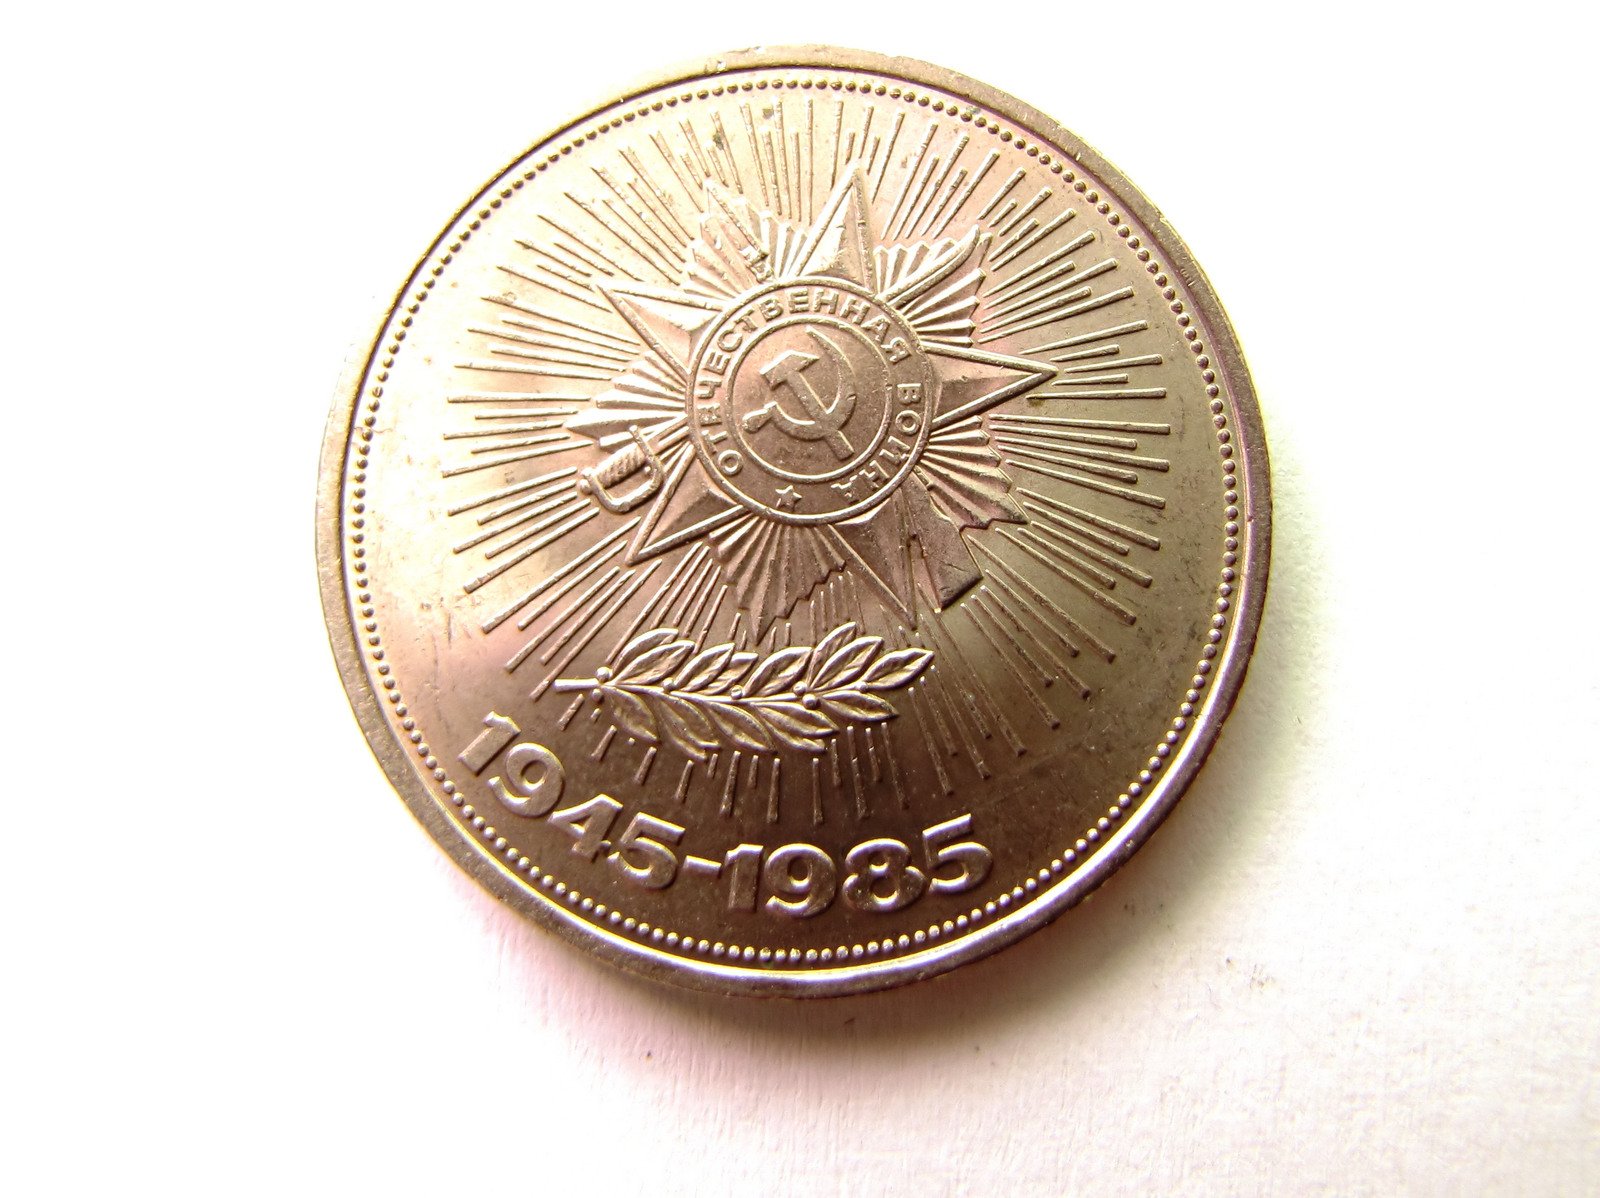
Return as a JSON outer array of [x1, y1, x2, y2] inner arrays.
[[317, 46, 1270, 995]]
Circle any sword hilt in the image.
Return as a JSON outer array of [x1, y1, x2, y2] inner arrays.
[[575, 425, 664, 514]]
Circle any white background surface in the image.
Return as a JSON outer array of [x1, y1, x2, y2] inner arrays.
[[6, 3, 1598, 1194]]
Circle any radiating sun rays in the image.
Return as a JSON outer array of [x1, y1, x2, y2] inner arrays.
[[437, 89, 1177, 823]]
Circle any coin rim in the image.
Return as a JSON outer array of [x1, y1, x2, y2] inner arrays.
[[316, 44, 1273, 998]]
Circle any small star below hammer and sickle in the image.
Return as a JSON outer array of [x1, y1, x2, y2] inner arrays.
[[774, 485, 803, 510]]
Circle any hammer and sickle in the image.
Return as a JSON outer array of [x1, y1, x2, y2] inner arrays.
[[742, 329, 859, 461]]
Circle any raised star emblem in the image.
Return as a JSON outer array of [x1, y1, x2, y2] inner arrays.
[[565, 169, 1054, 635]]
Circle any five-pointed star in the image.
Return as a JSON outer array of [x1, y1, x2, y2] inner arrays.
[[565, 169, 1055, 634]]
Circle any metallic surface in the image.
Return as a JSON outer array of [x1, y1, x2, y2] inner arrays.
[[317, 47, 1270, 996]]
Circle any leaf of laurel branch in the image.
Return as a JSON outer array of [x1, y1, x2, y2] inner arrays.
[[552, 625, 934, 759]]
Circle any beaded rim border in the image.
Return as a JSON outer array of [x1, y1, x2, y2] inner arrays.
[[317, 48, 1269, 996]]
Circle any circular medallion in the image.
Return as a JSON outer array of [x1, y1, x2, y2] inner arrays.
[[317, 47, 1271, 996], [688, 279, 936, 523]]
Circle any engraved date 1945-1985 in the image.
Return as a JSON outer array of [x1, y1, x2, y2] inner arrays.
[[457, 712, 992, 919]]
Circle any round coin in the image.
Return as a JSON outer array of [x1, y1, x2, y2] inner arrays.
[[317, 46, 1270, 996]]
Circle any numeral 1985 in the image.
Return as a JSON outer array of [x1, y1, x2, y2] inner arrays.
[[718, 815, 991, 918]]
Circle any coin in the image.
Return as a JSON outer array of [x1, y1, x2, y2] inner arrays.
[[317, 46, 1270, 996]]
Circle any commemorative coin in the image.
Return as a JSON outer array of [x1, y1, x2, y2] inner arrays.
[[317, 47, 1270, 995]]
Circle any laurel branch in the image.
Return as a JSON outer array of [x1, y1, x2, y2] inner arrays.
[[552, 623, 933, 758]]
